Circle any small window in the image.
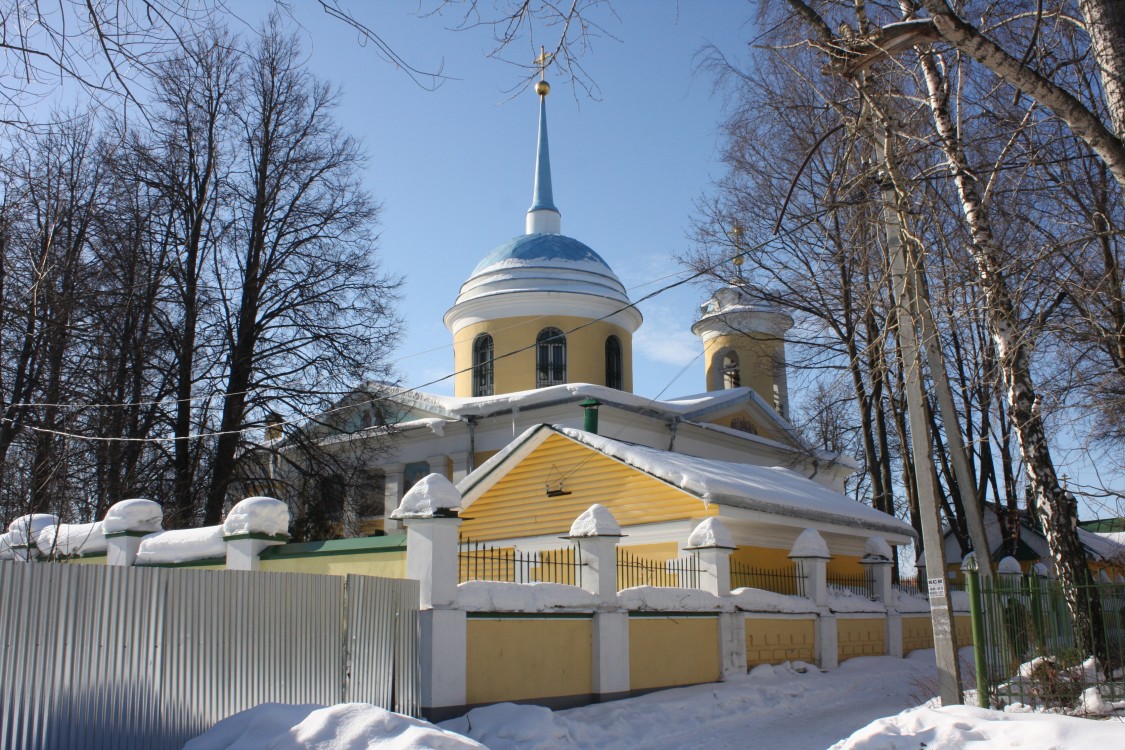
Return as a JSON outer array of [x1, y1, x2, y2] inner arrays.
[[473, 334, 494, 397], [605, 335, 623, 390], [536, 328, 566, 388], [722, 351, 740, 389]]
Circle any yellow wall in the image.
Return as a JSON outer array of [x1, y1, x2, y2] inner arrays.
[[827, 555, 863, 576], [732, 546, 792, 568], [460, 433, 715, 542], [837, 617, 885, 661], [452, 316, 633, 397], [260, 549, 406, 578], [745, 616, 815, 667], [902, 616, 935, 653], [629, 615, 721, 691], [702, 333, 783, 409], [466, 617, 593, 704]]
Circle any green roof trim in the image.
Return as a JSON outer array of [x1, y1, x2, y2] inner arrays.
[[222, 532, 289, 543], [260, 534, 407, 560], [104, 530, 151, 539], [1079, 518, 1125, 533]]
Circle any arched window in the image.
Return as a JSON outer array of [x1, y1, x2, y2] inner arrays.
[[605, 335, 623, 390], [722, 351, 741, 389], [472, 334, 494, 396], [536, 327, 566, 388]]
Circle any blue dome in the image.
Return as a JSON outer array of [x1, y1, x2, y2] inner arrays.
[[472, 234, 613, 275]]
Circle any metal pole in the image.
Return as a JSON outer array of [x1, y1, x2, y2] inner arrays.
[[964, 556, 990, 707], [873, 118, 963, 706]]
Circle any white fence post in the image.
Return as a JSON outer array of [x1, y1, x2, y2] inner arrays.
[[789, 529, 836, 669], [685, 517, 745, 679], [222, 496, 290, 571], [861, 536, 900, 658], [103, 499, 163, 567], [394, 474, 467, 719], [568, 504, 630, 700]]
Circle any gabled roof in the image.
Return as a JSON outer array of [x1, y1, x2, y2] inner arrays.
[[457, 424, 914, 539]]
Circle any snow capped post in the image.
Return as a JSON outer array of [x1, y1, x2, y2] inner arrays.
[[789, 529, 831, 607], [393, 473, 464, 609], [860, 536, 894, 604], [567, 504, 630, 701], [222, 496, 290, 571], [392, 473, 467, 719], [6, 514, 57, 561], [789, 528, 837, 670], [685, 518, 736, 596], [103, 500, 163, 566], [861, 536, 901, 658], [685, 517, 746, 679], [998, 555, 1023, 590], [568, 504, 623, 600]]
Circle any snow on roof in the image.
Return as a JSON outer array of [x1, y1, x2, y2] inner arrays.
[[1079, 527, 1125, 561], [457, 581, 599, 612], [136, 525, 225, 565], [463, 425, 912, 538], [36, 521, 107, 556], [556, 427, 911, 536], [222, 497, 289, 537], [392, 473, 462, 518], [687, 517, 734, 549], [103, 499, 163, 534], [568, 504, 621, 537]]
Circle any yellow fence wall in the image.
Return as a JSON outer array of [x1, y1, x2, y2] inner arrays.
[[837, 616, 886, 662], [466, 616, 593, 705], [629, 615, 721, 691], [745, 616, 816, 667]]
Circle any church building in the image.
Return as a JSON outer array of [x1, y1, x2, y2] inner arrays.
[[309, 76, 915, 572]]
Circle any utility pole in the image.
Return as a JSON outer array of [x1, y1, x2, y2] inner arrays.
[[872, 117, 963, 706]]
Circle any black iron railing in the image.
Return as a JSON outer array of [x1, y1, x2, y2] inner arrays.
[[729, 559, 806, 597], [458, 537, 581, 585], [616, 547, 700, 590]]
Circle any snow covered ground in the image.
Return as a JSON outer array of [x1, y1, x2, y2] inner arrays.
[[187, 649, 1125, 750]]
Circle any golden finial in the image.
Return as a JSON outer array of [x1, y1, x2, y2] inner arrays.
[[535, 46, 551, 96]]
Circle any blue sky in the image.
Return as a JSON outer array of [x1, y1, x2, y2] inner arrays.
[[250, 1, 757, 399]]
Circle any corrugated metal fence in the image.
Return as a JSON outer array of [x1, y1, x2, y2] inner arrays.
[[0, 561, 418, 750]]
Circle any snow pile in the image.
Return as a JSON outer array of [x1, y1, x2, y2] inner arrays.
[[135, 525, 225, 565], [686, 517, 733, 549], [949, 589, 969, 612], [789, 528, 829, 558], [391, 474, 461, 519], [457, 581, 598, 612], [7, 514, 59, 545], [1031, 562, 1051, 578], [861, 536, 892, 561], [441, 703, 573, 749], [35, 521, 106, 557], [568, 504, 621, 537], [891, 589, 930, 614], [1080, 684, 1125, 716], [729, 587, 818, 614], [618, 585, 725, 612], [998, 555, 1022, 575], [103, 499, 163, 534], [222, 496, 289, 537], [183, 702, 486, 750], [828, 588, 885, 613], [830, 704, 1125, 749]]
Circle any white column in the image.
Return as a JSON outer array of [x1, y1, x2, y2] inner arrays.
[[575, 536, 620, 601], [719, 611, 747, 679], [425, 455, 448, 479], [592, 611, 630, 698], [449, 451, 470, 484], [419, 608, 467, 719], [224, 535, 286, 571], [790, 529, 835, 669], [404, 515, 462, 609], [863, 558, 900, 658], [691, 546, 734, 596], [382, 463, 404, 533]]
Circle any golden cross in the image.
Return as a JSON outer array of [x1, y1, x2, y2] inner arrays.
[[534, 46, 550, 80]]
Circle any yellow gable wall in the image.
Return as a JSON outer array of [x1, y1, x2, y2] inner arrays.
[[460, 432, 716, 542], [452, 316, 633, 397]]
